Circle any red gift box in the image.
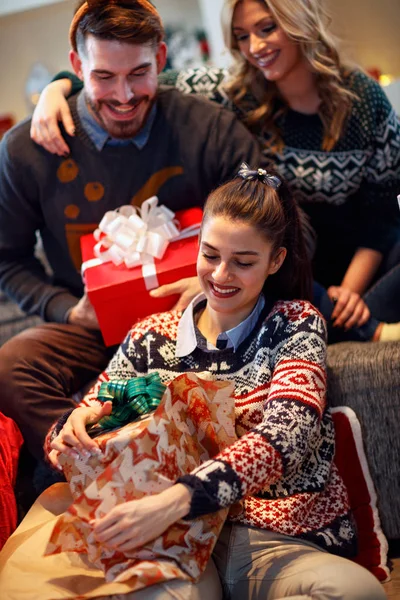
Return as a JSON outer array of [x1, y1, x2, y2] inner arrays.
[[81, 208, 201, 346]]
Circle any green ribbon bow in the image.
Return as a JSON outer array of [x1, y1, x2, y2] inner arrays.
[[96, 372, 166, 430]]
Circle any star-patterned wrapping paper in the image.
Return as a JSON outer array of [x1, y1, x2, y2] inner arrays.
[[45, 373, 237, 591]]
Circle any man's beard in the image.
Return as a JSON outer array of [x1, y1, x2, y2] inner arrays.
[[85, 92, 154, 139]]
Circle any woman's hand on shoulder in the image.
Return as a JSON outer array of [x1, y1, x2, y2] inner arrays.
[[30, 79, 74, 156], [48, 401, 112, 470], [327, 285, 370, 330]]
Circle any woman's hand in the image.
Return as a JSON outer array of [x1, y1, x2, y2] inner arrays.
[[30, 79, 74, 156], [48, 401, 112, 469], [91, 483, 192, 552], [149, 276, 201, 311], [327, 285, 371, 330]]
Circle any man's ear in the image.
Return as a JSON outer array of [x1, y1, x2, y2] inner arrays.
[[69, 50, 84, 80], [269, 247, 287, 275], [156, 41, 167, 74]]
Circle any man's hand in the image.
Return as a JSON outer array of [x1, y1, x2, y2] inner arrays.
[[48, 401, 112, 469], [91, 483, 192, 552], [327, 285, 371, 330], [68, 292, 100, 330], [30, 79, 74, 156], [149, 276, 201, 311]]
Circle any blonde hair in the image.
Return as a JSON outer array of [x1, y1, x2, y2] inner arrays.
[[221, 0, 357, 151]]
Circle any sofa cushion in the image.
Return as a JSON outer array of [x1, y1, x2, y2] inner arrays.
[[332, 407, 390, 582], [327, 341, 400, 540]]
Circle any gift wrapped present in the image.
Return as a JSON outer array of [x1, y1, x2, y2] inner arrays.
[[81, 198, 202, 346], [45, 373, 237, 594]]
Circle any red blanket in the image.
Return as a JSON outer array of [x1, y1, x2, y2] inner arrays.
[[0, 413, 23, 550]]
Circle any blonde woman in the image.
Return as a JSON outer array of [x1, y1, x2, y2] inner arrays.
[[220, 0, 400, 306], [31, 0, 400, 341]]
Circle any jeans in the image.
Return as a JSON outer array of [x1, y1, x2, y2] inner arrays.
[[313, 261, 400, 344], [212, 523, 386, 600]]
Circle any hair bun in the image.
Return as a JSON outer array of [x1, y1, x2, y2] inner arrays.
[[237, 162, 281, 190]]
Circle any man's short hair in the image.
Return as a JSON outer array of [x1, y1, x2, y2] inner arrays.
[[71, 1, 164, 54]]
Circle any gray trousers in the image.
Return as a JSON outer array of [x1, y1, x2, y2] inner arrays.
[[102, 523, 386, 600]]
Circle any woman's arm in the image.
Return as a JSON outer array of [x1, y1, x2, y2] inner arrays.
[[45, 326, 142, 465], [178, 302, 328, 519], [30, 78, 75, 156], [341, 247, 383, 295], [91, 483, 192, 552]]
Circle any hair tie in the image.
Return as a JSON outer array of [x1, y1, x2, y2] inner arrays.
[[237, 162, 281, 190]]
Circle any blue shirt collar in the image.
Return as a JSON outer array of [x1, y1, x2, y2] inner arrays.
[[176, 293, 266, 357], [76, 90, 157, 151]]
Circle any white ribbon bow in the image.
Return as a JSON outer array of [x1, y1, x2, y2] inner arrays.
[[82, 196, 200, 291]]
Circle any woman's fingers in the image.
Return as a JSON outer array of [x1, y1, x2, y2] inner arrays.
[[358, 304, 371, 327], [92, 510, 120, 537], [31, 118, 65, 155], [329, 289, 350, 321], [50, 403, 112, 463], [48, 449, 62, 470], [103, 530, 142, 551], [51, 424, 82, 454], [328, 286, 370, 330], [343, 299, 365, 330], [69, 411, 102, 453], [333, 293, 359, 327], [60, 103, 76, 138]]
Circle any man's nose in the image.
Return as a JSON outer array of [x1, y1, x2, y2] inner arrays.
[[114, 79, 134, 104]]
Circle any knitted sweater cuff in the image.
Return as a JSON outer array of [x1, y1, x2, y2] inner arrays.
[[177, 474, 223, 520]]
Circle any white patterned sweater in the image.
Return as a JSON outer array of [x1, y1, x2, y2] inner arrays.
[[47, 299, 357, 557]]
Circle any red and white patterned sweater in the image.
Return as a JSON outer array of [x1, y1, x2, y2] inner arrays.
[[46, 299, 356, 557]]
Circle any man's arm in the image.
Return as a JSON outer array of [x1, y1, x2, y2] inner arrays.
[[0, 131, 79, 322]]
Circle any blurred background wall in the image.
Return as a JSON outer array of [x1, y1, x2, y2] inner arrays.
[[0, 0, 399, 126]]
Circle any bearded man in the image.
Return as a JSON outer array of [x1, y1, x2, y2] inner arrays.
[[0, 0, 262, 460]]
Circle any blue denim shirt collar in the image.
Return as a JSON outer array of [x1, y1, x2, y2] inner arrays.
[[175, 293, 266, 357], [77, 90, 157, 151]]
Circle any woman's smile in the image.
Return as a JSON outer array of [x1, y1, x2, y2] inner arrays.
[[208, 282, 240, 298]]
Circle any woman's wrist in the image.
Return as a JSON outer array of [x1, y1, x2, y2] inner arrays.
[[341, 247, 382, 295], [165, 483, 193, 520], [48, 78, 73, 98]]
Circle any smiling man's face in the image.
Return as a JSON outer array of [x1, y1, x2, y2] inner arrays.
[[70, 34, 167, 138]]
